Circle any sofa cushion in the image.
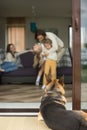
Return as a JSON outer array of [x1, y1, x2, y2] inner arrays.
[[2, 67, 37, 77], [58, 48, 72, 67], [20, 51, 34, 68], [0, 48, 5, 64], [57, 67, 72, 76]]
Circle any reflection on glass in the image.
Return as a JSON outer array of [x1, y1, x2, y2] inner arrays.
[[81, 0, 87, 109]]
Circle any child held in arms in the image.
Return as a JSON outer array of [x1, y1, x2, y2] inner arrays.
[[41, 38, 57, 90]]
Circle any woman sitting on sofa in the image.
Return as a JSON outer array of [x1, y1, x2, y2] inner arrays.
[[0, 43, 29, 72]]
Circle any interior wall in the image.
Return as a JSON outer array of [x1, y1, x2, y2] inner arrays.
[[0, 17, 71, 50], [26, 17, 71, 49], [0, 18, 6, 49]]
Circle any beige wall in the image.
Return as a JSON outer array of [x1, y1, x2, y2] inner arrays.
[[0, 18, 6, 49], [0, 17, 71, 50], [26, 17, 71, 49]]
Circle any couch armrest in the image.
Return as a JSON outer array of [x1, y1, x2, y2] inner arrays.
[[20, 52, 34, 68]]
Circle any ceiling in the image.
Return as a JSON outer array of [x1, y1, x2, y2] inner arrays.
[[0, 0, 72, 18]]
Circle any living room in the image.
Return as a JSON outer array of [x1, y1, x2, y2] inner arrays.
[[0, 0, 87, 129]]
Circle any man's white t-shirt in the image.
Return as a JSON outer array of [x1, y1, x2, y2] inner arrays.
[[46, 32, 64, 50]]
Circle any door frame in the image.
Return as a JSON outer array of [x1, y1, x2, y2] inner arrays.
[[72, 0, 81, 110], [0, 0, 83, 112]]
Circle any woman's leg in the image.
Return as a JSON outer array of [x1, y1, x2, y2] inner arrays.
[[1, 62, 18, 72], [33, 55, 39, 68], [0, 68, 5, 72]]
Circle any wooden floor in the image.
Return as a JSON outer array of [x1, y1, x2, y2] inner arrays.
[[0, 83, 87, 130], [0, 84, 72, 102], [0, 116, 51, 130], [0, 83, 87, 103], [0, 84, 72, 130]]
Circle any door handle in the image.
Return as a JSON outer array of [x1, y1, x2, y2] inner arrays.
[[75, 18, 79, 31]]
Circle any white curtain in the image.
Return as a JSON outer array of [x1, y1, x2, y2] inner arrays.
[[8, 26, 25, 51]]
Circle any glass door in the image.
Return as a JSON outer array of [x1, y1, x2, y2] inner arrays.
[[81, 0, 87, 110]]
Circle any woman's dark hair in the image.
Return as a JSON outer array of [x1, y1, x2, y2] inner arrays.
[[6, 43, 15, 57], [35, 29, 46, 40], [6, 43, 13, 53]]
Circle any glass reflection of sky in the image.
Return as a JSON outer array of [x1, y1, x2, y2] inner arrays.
[[81, 0, 87, 47]]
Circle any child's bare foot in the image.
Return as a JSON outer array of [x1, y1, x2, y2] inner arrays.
[[0, 68, 5, 72]]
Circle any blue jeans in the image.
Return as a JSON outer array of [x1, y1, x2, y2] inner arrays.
[[1, 61, 18, 72]]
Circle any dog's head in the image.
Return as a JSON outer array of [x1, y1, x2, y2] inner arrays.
[[42, 76, 67, 105], [45, 75, 65, 95], [54, 76, 65, 95]]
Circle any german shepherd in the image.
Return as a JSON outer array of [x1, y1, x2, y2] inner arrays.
[[39, 76, 87, 130]]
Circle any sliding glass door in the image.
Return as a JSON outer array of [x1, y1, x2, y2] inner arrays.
[[81, 0, 87, 110]]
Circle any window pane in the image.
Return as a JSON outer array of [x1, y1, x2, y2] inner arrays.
[[8, 27, 25, 51]]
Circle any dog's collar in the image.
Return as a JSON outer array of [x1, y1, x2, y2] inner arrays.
[[41, 95, 66, 108]]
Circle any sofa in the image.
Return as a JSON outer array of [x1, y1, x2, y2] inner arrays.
[[0, 51, 38, 84], [0, 48, 72, 84]]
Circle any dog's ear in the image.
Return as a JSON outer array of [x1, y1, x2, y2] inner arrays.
[[59, 75, 64, 86]]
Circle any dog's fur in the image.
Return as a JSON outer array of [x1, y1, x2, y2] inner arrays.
[[39, 76, 87, 130]]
